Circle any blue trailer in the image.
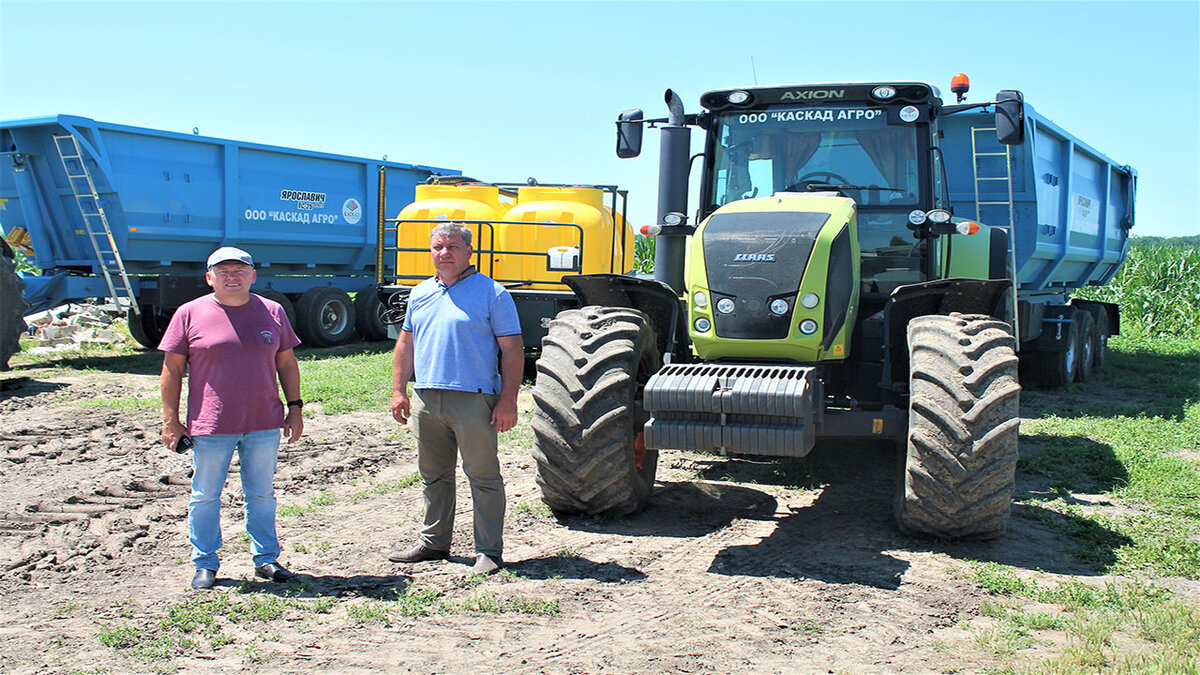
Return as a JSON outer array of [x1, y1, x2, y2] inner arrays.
[[0, 114, 456, 357], [939, 100, 1136, 385]]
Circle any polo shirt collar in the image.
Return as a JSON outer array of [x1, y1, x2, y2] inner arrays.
[[435, 265, 477, 289]]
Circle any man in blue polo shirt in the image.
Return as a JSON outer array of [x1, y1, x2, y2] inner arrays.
[[388, 222, 523, 575]]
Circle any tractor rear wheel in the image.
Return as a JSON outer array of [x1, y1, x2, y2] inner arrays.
[[896, 313, 1020, 539], [530, 306, 660, 516], [0, 242, 28, 370]]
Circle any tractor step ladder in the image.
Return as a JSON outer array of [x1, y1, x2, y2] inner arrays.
[[53, 134, 139, 316], [970, 125, 1019, 334]]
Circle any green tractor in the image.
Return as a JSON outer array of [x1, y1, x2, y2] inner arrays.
[[530, 81, 1027, 539]]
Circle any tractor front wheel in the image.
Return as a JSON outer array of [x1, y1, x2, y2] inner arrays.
[[896, 313, 1021, 539], [530, 306, 660, 516]]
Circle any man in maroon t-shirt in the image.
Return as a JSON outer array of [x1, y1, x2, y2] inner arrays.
[[159, 246, 304, 590]]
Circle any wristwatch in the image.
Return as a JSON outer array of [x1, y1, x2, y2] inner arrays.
[[287, 399, 304, 409]]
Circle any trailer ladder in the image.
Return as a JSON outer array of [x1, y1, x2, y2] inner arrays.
[[53, 134, 139, 316], [970, 125, 1019, 337]]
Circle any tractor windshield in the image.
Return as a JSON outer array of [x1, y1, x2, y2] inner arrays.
[[704, 103, 931, 290]]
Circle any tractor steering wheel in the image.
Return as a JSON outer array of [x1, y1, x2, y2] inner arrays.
[[786, 171, 852, 192]]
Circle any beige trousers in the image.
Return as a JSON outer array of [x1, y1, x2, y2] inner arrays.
[[411, 388, 505, 557]]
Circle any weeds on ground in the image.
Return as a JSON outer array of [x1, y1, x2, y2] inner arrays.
[[965, 561, 1199, 672], [348, 473, 421, 503]]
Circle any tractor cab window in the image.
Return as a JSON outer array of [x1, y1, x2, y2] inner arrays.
[[707, 105, 921, 208], [705, 104, 930, 292]]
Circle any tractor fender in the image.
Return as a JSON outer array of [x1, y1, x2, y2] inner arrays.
[[562, 274, 687, 363]]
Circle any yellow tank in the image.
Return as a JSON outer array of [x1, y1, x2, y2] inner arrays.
[[393, 183, 510, 282], [498, 186, 632, 289]]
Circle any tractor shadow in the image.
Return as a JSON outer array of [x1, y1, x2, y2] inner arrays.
[[560, 439, 1131, 587]]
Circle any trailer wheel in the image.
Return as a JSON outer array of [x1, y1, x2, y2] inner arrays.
[[896, 313, 1020, 539], [126, 307, 171, 350], [530, 306, 660, 516], [1075, 309, 1096, 382], [354, 287, 388, 342], [296, 287, 355, 347], [1094, 310, 1110, 368], [0, 242, 28, 370], [255, 290, 297, 331], [1029, 307, 1079, 388]]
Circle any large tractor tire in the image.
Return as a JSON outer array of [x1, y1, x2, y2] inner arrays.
[[896, 313, 1021, 539], [1, 243, 28, 370], [296, 287, 355, 347], [530, 306, 661, 516]]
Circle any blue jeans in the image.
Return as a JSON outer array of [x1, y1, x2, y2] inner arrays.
[[189, 429, 281, 571]]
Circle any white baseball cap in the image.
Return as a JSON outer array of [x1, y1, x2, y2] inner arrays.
[[206, 246, 253, 268]]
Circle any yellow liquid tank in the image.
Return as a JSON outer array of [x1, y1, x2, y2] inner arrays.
[[393, 183, 509, 282], [498, 186, 631, 290]]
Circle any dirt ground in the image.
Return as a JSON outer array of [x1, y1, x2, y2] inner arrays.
[[0, 360, 1175, 674]]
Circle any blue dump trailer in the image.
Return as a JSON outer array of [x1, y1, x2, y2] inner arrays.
[[939, 101, 1135, 386], [0, 114, 456, 357]]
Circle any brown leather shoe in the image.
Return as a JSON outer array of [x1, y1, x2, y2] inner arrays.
[[388, 543, 450, 563], [471, 554, 502, 575]]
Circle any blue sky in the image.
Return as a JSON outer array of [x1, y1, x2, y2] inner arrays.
[[1, 0, 1196, 238]]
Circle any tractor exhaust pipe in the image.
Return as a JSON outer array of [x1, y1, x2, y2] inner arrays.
[[655, 89, 692, 294]]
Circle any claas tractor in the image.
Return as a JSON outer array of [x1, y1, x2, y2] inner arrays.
[[529, 79, 1027, 539]]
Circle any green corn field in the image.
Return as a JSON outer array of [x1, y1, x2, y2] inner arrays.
[[1074, 238, 1200, 337]]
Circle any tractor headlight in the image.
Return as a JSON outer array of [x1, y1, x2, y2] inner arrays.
[[769, 299, 789, 316], [694, 317, 712, 333], [693, 290, 708, 308], [927, 209, 951, 223], [716, 298, 735, 314], [799, 319, 818, 335], [800, 293, 820, 309]]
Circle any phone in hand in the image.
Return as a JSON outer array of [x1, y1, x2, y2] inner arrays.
[[176, 435, 195, 453]]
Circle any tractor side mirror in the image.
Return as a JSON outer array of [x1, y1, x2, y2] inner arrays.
[[995, 90, 1025, 145], [616, 109, 644, 158]]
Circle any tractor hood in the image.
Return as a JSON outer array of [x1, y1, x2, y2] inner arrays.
[[687, 194, 859, 362]]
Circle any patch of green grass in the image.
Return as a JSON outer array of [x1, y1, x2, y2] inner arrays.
[[348, 473, 421, 503], [1015, 335, 1200, 581], [295, 345, 394, 414], [345, 600, 392, 626], [292, 539, 332, 555], [791, 619, 826, 635], [240, 643, 266, 664], [79, 396, 162, 411], [456, 590, 559, 615], [393, 585, 444, 617], [511, 499, 552, 518], [965, 561, 1198, 672], [278, 491, 337, 517]]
